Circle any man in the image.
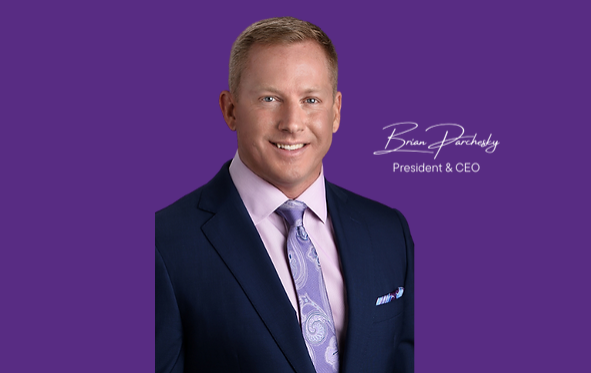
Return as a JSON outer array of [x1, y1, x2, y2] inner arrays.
[[156, 17, 414, 373]]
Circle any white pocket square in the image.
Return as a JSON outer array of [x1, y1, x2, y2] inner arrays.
[[376, 287, 404, 306]]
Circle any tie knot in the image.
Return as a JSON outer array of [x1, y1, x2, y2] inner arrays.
[[276, 200, 307, 227]]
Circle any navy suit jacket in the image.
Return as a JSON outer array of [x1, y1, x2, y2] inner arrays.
[[156, 162, 414, 373]]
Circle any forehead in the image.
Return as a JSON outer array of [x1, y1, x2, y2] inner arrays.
[[241, 41, 332, 91]]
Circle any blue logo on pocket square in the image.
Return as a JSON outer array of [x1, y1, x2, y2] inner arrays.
[[375, 287, 404, 306]]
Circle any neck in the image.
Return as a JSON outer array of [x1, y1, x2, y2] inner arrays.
[[275, 183, 310, 200]]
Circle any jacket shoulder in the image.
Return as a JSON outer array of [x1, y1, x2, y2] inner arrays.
[[155, 185, 209, 247], [156, 185, 204, 224], [156, 161, 234, 242], [326, 181, 409, 227]]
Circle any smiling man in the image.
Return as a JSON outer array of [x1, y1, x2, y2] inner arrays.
[[156, 17, 414, 373], [219, 40, 340, 200]]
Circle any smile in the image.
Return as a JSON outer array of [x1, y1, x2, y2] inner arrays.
[[273, 143, 306, 151]]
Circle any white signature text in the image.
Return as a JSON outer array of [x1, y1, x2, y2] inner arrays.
[[373, 122, 499, 160]]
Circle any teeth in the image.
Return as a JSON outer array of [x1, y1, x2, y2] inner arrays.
[[275, 143, 305, 151]]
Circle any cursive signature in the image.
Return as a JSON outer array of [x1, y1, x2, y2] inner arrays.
[[373, 122, 499, 160]]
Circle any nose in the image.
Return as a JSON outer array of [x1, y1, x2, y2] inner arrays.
[[277, 100, 305, 133]]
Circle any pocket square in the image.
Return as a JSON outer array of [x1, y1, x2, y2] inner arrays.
[[376, 287, 404, 306]]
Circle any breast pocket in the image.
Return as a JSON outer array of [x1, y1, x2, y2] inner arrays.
[[373, 290, 405, 323]]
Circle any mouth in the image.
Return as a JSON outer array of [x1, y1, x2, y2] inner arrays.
[[272, 142, 307, 151]]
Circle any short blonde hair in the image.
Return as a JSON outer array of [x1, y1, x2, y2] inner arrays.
[[228, 17, 338, 97]]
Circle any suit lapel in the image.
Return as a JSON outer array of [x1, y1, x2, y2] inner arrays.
[[199, 164, 315, 373], [326, 183, 377, 373]]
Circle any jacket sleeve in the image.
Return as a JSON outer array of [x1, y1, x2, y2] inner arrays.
[[393, 209, 414, 373], [156, 246, 184, 373]]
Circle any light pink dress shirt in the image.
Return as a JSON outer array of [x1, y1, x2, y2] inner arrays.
[[229, 152, 346, 344]]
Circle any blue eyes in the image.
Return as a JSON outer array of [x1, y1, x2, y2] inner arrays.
[[261, 97, 319, 104]]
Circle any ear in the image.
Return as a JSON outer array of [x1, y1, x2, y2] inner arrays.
[[219, 90, 237, 131], [331, 91, 342, 133]]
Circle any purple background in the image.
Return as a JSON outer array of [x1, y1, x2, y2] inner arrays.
[[2, 1, 589, 371]]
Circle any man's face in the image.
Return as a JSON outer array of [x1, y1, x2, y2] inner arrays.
[[221, 41, 341, 198]]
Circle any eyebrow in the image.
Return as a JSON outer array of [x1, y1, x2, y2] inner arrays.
[[255, 86, 324, 95]]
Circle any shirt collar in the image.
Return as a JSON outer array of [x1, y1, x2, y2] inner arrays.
[[228, 151, 327, 225]]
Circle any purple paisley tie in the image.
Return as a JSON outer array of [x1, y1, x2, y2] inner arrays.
[[276, 200, 339, 373]]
